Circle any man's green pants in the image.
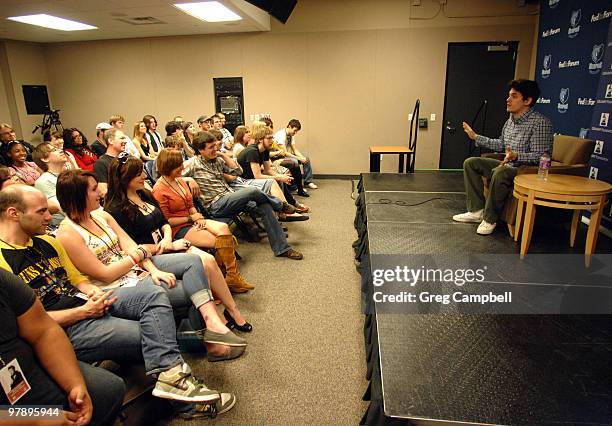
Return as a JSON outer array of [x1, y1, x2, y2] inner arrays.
[[463, 157, 518, 224]]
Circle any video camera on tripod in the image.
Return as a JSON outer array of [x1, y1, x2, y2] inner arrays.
[[22, 85, 63, 139]]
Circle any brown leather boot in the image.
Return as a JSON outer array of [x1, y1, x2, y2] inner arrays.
[[214, 235, 255, 291]]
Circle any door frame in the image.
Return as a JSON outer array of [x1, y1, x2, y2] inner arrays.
[[438, 41, 518, 169]]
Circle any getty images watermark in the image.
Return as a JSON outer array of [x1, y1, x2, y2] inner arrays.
[[372, 265, 511, 305], [364, 254, 612, 314]]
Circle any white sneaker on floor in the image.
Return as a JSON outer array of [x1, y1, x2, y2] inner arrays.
[[306, 182, 318, 189], [476, 220, 497, 235], [452, 210, 483, 223]]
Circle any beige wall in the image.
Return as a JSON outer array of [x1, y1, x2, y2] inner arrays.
[[1, 41, 50, 143], [40, 0, 537, 173]]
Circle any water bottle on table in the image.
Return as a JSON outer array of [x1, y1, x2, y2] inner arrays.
[[538, 153, 551, 181]]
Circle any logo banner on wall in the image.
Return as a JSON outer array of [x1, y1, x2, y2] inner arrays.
[[537, 0, 612, 227], [536, 0, 611, 136], [588, 24, 612, 227]]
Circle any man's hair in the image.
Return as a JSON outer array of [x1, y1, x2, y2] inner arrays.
[[103, 128, 120, 144], [164, 135, 182, 149], [109, 114, 125, 125], [0, 185, 27, 217], [143, 115, 157, 128], [43, 131, 62, 142], [508, 79, 540, 107], [156, 149, 184, 176], [192, 131, 216, 154], [197, 115, 211, 124], [209, 129, 223, 141], [32, 143, 53, 171], [165, 121, 182, 136], [56, 170, 98, 222], [252, 126, 273, 142], [287, 119, 301, 130], [261, 117, 274, 129]]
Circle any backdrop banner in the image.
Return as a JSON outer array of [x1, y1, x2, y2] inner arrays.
[[536, 0, 612, 227]]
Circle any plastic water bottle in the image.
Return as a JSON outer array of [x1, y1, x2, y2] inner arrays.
[[538, 153, 551, 181]]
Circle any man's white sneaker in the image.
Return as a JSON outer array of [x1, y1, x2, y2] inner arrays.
[[476, 220, 497, 235], [306, 182, 318, 189], [452, 210, 483, 223]]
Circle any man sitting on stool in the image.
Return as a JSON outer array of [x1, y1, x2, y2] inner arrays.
[[453, 79, 553, 235]]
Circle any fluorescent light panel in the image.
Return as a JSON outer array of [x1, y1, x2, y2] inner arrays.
[[7, 14, 97, 31], [175, 1, 242, 22]]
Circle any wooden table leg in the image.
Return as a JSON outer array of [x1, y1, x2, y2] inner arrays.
[[585, 196, 605, 267], [520, 191, 537, 259], [514, 196, 524, 242], [398, 154, 405, 173], [570, 209, 580, 248]]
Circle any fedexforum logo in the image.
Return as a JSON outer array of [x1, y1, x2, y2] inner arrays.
[[549, 0, 560, 8], [577, 98, 595, 106], [536, 97, 551, 104], [568, 9, 582, 38], [558, 59, 580, 68], [591, 10, 612, 22], [557, 88, 569, 113], [589, 44, 604, 74], [542, 27, 561, 38], [541, 54, 552, 78]]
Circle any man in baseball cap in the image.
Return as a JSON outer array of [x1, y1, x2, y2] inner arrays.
[[91, 122, 112, 157], [197, 115, 213, 132]]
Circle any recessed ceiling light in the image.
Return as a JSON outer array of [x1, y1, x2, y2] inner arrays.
[[7, 14, 97, 31], [174, 1, 242, 22]]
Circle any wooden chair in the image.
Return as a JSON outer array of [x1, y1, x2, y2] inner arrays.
[[483, 134, 595, 237], [369, 100, 420, 173]]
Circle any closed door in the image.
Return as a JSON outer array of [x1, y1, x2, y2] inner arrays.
[[439, 42, 518, 169]]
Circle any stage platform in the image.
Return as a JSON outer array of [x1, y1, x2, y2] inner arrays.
[[354, 172, 612, 425]]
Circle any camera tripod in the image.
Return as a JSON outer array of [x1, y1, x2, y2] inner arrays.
[[32, 109, 64, 139]]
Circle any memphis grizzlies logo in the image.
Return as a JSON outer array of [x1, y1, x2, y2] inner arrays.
[[541, 54, 552, 78], [568, 9, 581, 38], [557, 88, 569, 113], [589, 44, 604, 74], [548, 0, 559, 8]]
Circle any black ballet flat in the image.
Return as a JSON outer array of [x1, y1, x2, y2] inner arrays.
[[224, 309, 253, 333]]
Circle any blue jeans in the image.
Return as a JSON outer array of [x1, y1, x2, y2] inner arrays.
[[208, 187, 291, 256], [14, 361, 124, 426], [301, 158, 314, 184], [66, 282, 184, 376]]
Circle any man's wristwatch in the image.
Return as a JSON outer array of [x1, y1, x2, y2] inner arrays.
[[187, 215, 194, 224]]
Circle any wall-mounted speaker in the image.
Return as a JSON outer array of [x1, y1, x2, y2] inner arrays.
[[245, 0, 298, 24], [22, 85, 51, 115]]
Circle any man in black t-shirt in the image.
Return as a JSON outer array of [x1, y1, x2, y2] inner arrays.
[[0, 268, 124, 425], [93, 128, 126, 198]]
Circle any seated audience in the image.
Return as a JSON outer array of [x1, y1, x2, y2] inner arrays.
[[0, 185, 236, 413], [32, 143, 66, 227], [143, 114, 163, 154], [55, 170, 247, 362], [213, 113, 232, 151], [90, 122, 112, 158], [197, 115, 213, 132], [182, 121, 197, 157], [46, 131, 79, 170], [93, 128, 125, 198], [0, 267, 124, 426], [235, 127, 309, 214], [4, 141, 42, 185], [165, 121, 194, 158], [231, 125, 250, 157], [105, 154, 252, 328], [0, 165, 24, 189], [0, 123, 35, 163], [63, 128, 98, 171], [274, 119, 317, 189], [152, 149, 253, 293], [133, 121, 156, 178], [265, 118, 308, 197], [110, 114, 140, 158], [184, 131, 303, 260]]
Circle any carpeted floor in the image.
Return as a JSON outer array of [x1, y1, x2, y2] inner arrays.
[[167, 179, 367, 425]]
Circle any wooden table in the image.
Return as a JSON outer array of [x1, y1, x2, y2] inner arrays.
[[369, 146, 414, 173], [513, 174, 612, 266]]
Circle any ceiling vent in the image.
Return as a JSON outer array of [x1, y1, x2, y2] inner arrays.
[[116, 16, 166, 25]]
